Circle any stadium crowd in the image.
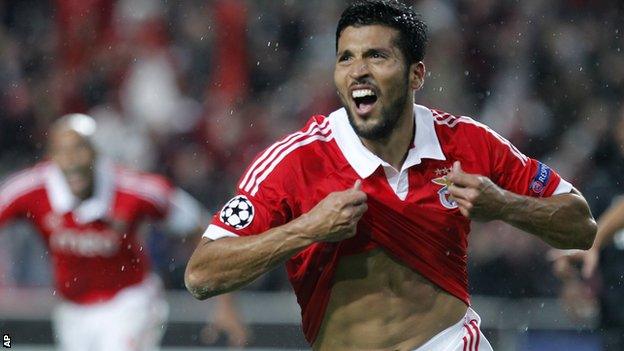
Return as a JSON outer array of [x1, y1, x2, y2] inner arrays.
[[0, 0, 622, 326]]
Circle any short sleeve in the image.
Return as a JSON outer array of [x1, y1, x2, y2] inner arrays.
[[485, 127, 572, 197], [203, 153, 294, 240], [203, 115, 327, 240]]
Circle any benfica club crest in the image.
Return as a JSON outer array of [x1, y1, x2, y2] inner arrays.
[[431, 176, 458, 209]]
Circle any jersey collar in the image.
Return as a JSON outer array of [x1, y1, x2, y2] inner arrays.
[[45, 158, 115, 224], [329, 104, 446, 179]]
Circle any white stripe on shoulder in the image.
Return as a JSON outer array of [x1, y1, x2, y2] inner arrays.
[[240, 118, 330, 192], [0, 166, 46, 208], [433, 112, 528, 166], [250, 125, 333, 196], [432, 110, 455, 125]]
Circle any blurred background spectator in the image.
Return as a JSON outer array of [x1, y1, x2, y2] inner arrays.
[[0, 0, 623, 348]]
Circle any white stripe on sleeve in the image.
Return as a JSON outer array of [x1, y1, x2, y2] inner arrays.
[[203, 224, 239, 240], [553, 178, 574, 195]]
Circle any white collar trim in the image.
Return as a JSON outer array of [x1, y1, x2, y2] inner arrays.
[[328, 104, 446, 178], [45, 158, 115, 224]]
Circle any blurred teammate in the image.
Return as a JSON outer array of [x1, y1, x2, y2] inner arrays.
[[185, 1, 596, 350], [553, 196, 624, 350], [0, 114, 247, 351]]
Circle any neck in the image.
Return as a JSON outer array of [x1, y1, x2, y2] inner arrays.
[[73, 182, 95, 201], [360, 104, 415, 170]]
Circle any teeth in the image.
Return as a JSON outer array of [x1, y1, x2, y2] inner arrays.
[[352, 89, 376, 98]]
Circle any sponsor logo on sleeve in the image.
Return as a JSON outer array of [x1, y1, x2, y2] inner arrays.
[[220, 195, 255, 229], [530, 162, 551, 195]]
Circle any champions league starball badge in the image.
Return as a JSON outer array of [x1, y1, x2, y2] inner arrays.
[[220, 195, 255, 229]]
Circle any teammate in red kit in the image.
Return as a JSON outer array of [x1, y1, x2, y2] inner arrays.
[[185, 1, 597, 350], [0, 114, 248, 351]]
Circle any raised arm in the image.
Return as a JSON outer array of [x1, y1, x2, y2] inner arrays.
[[448, 161, 596, 250], [589, 196, 624, 250], [184, 181, 367, 300]]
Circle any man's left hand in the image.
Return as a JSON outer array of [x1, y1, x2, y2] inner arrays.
[[447, 161, 508, 221]]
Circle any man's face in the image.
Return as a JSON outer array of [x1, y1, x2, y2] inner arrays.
[[49, 129, 96, 199], [334, 25, 421, 140]]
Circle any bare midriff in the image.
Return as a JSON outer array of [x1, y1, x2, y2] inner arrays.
[[313, 248, 467, 351]]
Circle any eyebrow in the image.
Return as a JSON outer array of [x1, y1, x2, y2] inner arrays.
[[336, 49, 352, 57], [336, 47, 393, 57], [364, 48, 391, 56]]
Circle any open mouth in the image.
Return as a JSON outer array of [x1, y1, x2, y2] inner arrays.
[[352, 88, 378, 116]]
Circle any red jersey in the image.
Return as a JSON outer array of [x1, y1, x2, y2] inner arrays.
[[203, 104, 572, 344], [0, 160, 174, 304]]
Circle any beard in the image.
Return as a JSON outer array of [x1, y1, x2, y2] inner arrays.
[[344, 77, 410, 141]]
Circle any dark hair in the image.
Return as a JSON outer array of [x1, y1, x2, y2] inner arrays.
[[336, 0, 428, 64]]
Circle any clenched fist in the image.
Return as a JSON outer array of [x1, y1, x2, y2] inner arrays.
[[297, 180, 368, 242], [447, 161, 508, 221]]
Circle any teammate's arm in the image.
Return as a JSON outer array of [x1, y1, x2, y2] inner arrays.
[[163, 188, 209, 237], [576, 196, 624, 277], [447, 161, 596, 250], [185, 181, 367, 300], [588, 196, 624, 251]]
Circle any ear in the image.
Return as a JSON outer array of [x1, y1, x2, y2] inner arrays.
[[409, 61, 426, 91]]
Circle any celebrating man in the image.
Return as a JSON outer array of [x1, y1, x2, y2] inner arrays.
[[186, 1, 596, 350]]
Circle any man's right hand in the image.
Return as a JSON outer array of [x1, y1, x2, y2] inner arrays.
[[296, 180, 368, 243]]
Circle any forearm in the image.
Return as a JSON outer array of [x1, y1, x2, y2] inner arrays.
[[499, 190, 596, 249], [185, 219, 313, 299]]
